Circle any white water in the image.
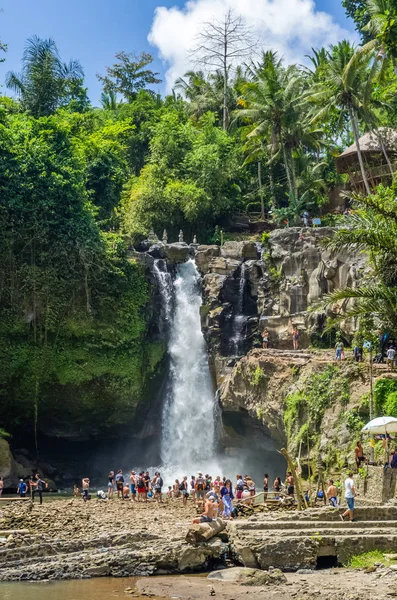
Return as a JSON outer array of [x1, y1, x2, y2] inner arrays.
[[153, 259, 173, 334], [231, 262, 247, 355], [161, 260, 217, 474]]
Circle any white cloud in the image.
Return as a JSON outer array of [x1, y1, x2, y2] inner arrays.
[[148, 0, 356, 92]]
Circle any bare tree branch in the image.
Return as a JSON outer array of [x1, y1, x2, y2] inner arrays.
[[189, 8, 258, 130]]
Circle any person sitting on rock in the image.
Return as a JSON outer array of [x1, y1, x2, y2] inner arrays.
[[191, 496, 218, 524]]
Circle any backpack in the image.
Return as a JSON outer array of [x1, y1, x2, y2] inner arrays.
[[237, 481, 244, 491], [179, 482, 185, 491], [196, 477, 204, 491], [137, 477, 144, 488]]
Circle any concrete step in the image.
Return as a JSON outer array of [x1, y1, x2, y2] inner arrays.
[[232, 519, 397, 531], [233, 528, 397, 539]]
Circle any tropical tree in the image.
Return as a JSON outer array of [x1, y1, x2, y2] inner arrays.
[[5, 36, 85, 117], [322, 184, 397, 334], [362, 0, 397, 79], [236, 52, 309, 203], [306, 40, 375, 195], [97, 52, 162, 102]]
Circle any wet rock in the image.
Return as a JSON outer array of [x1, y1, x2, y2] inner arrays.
[[147, 243, 166, 259]]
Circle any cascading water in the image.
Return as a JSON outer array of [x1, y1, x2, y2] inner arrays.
[[231, 262, 247, 355], [153, 259, 174, 334], [161, 259, 217, 473]]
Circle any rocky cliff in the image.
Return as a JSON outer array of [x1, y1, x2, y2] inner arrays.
[[194, 228, 371, 471]]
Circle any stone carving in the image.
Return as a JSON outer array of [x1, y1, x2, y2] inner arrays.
[[162, 229, 168, 244], [193, 234, 197, 244], [178, 230, 184, 243], [148, 228, 159, 244]]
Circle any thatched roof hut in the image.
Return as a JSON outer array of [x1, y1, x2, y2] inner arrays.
[[336, 128, 397, 174]]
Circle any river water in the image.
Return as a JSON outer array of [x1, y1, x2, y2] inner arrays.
[[0, 577, 152, 600]]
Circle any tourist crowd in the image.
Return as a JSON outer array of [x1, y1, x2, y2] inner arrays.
[[73, 469, 297, 520]]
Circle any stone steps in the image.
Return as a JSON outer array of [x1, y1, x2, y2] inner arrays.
[[233, 519, 397, 531]]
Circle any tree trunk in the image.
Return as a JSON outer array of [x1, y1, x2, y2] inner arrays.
[[186, 517, 226, 544], [290, 148, 298, 202], [258, 161, 265, 220], [269, 165, 276, 209], [282, 143, 295, 201], [393, 56, 397, 81], [223, 38, 228, 130], [349, 108, 371, 195], [376, 132, 395, 181]]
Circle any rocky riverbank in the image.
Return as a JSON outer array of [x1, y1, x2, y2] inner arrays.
[[0, 498, 226, 581]]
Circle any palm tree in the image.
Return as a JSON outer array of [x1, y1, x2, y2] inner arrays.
[[363, 0, 397, 79], [306, 40, 374, 195], [100, 90, 119, 111], [6, 36, 84, 117], [323, 189, 397, 333], [236, 52, 307, 203]]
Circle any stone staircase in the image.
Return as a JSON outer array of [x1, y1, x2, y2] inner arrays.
[[228, 506, 397, 570]]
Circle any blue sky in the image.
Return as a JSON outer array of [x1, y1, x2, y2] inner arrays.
[[0, 0, 355, 106]]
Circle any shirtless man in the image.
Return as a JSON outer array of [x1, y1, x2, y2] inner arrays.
[[326, 479, 338, 507], [286, 471, 295, 497], [192, 496, 218, 524], [355, 441, 367, 469], [82, 477, 90, 501]]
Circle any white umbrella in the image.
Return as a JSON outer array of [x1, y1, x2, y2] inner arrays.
[[361, 416, 397, 435]]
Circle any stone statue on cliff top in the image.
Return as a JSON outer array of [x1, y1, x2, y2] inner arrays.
[[148, 228, 159, 244], [162, 229, 168, 244], [178, 229, 184, 243]]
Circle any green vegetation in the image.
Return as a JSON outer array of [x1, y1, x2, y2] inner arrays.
[[1, 0, 397, 447], [374, 378, 397, 416], [346, 550, 395, 568], [284, 365, 350, 452]]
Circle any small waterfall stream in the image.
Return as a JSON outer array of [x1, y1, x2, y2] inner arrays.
[[153, 259, 174, 334], [231, 262, 247, 355], [161, 260, 217, 473]]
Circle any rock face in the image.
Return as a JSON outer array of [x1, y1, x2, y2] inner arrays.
[[198, 228, 367, 354]]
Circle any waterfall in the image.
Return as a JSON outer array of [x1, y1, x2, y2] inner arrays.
[[161, 260, 216, 472], [153, 259, 173, 334], [231, 262, 247, 355]]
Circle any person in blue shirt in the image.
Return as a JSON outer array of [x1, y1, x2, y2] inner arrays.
[[220, 479, 234, 519], [17, 478, 27, 497]]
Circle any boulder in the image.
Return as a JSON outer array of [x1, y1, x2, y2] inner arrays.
[[126, 250, 154, 270], [207, 566, 287, 586], [209, 257, 241, 276], [221, 241, 258, 260], [195, 245, 220, 274], [186, 518, 226, 544], [202, 273, 226, 302], [147, 243, 166, 259], [163, 243, 190, 264]]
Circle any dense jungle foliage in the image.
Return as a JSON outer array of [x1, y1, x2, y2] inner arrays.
[[0, 0, 397, 445]]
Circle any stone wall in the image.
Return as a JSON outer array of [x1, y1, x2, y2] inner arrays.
[[355, 465, 397, 504]]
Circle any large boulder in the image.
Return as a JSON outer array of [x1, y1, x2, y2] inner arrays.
[[195, 245, 220, 274], [221, 241, 258, 260], [209, 257, 241, 276], [163, 243, 190, 264]]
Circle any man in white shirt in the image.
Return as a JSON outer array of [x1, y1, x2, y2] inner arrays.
[[340, 471, 355, 522], [387, 346, 396, 371]]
